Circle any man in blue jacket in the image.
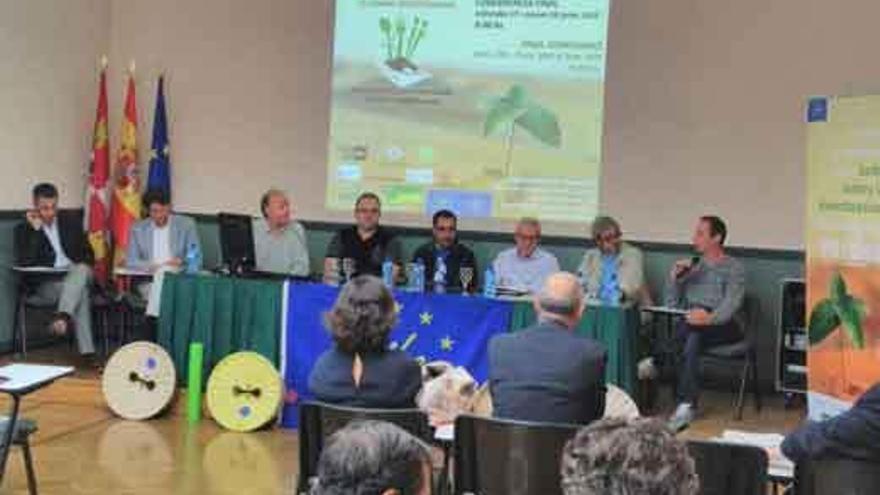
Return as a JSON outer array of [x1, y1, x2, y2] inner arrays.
[[489, 272, 607, 424], [782, 383, 880, 463]]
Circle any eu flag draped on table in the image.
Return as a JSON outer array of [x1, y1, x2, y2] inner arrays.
[[110, 67, 142, 270], [281, 283, 513, 428], [147, 75, 171, 197], [85, 59, 111, 284]]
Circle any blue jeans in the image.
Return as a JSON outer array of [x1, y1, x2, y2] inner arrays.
[[675, 319, 741, 404]]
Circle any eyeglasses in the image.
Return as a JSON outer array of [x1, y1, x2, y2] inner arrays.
[[356, 208, 380, 214]]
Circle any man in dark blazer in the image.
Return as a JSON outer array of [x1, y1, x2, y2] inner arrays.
[[489, 272, 607, 424], [411, 209, 478, 293], [782, 382, 880, 463], [14, 183, 96, 357]]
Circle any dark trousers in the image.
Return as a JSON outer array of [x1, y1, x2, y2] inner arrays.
[[675, 319, 741, 404]]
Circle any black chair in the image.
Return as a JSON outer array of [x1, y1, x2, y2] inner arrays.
[[13, 272, 67, 358], [699, 296, 762, 419], [453, 414, 581, 495], [686, 440, 768, 495], [794, 457, 880, 495], [296, 400, 432, 495], [0, 417, 39, 495]]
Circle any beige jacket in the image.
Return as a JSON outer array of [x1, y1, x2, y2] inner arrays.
[[577, 242, 651, 305]]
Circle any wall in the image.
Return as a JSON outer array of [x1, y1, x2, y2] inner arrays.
[[0, 0, 111, 208], [104, 0, 880, 248]]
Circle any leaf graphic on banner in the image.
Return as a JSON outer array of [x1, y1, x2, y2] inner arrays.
[[809, 298, 840, 345], [829, 271, 847, 305], [837, 295, 866, 349], [810, 270, 868, 349]]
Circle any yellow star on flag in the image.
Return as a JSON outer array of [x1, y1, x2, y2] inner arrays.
[[440, 335, 455, 351], [394, 301, 404, 314], [419, 311, 433, 325]]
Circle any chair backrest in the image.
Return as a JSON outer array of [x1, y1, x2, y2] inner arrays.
[[795, 457, 880, 495], [296, 400, 432, 495], [453, 414, 580, 495], [217, 212, 255, 272], [685, 440, 768, 495]]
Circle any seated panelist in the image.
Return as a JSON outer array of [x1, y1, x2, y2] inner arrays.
[[14, 182, 97, 360]]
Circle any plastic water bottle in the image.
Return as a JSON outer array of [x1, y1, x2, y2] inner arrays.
[[434, 255, 447, 294], [382, 259, 394, 288], [602, 272, 622, 305], [415, 258, 426, 293], [185, 243, 200, 275], [483, 267, 496, 298]]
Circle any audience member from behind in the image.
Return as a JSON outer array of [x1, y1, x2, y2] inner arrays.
[[311, 420, 432, 495], [14, 182, 97, 361], [309, 275, 421, 408], [666, 215, 745, 432], [578, 215, 649, 305], [560, 417, 699, 495], [253, 189, 309, 276], [489, 272, 607, 424], [782, 382, 880, 464], [492, 217, 560, 294]]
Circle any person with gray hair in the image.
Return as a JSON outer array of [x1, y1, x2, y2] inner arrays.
[[311, 420, 433, 495], [577, 215, 648, 305], [492, 217, 560, 294], [560, 417, 699, 495], [488, 272, 607, 423]]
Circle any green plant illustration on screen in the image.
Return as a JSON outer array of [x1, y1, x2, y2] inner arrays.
[[483, 84, 562, 176], [379, 15, 428, 71], [809, 270, 867, 349]]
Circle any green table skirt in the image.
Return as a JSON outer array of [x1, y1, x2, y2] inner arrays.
[[509, 302, 640, 395], [157, 273, 283, 383]]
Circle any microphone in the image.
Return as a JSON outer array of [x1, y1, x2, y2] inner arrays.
[[676, 256, 701, 279]]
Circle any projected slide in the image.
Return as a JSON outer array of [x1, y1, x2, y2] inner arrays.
[[326, 0, 610, 222]]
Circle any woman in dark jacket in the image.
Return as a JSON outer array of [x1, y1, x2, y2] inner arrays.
[[309, 275, 422, 408]]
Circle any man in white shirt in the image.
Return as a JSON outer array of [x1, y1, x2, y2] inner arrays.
[[126, 189, 201, 317], [252, 189, 310, 276], [14, 183, 96, 359], [492, 217, 560, 294]]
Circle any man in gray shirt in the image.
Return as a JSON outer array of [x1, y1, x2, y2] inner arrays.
[[665, 215, 745, 431], [253, 189, 309, 276]]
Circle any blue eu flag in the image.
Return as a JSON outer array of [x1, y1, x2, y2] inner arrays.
[[147, 75, 171, 197], [281, 283, 512, 428]]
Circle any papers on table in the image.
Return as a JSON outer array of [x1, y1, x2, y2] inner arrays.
[[641, 305, 689, 316], [114, 267, 154, 277], [712, 429, 794, 479], [11, 266, 70, 274], [0, 364, 74, 393], [434, 423, 454, 442]]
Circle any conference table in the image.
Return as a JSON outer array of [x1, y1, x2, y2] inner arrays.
[[156, 273, 641, 397]]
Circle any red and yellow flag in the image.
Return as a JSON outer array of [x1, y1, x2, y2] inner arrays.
[[86, 61, 111, 283], [110, 70, 142, 269]]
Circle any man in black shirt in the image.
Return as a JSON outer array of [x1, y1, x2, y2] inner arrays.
[[412, 209, 478, 293], [323, 192, 403, 281]]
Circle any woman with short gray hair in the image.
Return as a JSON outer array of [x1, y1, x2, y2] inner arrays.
[[312, 420, 432, 495], [560, 417, 699, 495]]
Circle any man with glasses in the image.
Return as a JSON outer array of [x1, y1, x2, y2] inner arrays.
[[492, 217, 560, 294], [324, 192, 403, 281], [412, 209, 478, 293], [577, 215, 647, 304]]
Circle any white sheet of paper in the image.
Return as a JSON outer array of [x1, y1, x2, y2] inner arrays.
[[713, 429, 794, 479], [0, 364, 74, 392]]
